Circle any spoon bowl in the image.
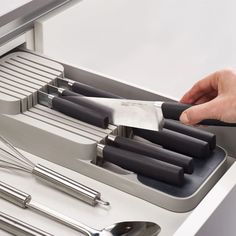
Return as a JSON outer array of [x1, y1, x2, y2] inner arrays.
[[88, 221, 161, 236]]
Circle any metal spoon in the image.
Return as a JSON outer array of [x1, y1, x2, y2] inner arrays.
[[89, 221, 161, 236], [0, 181, 161, 236]]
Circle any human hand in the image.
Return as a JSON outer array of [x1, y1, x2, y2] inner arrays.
[[179, 69, 236, 125]]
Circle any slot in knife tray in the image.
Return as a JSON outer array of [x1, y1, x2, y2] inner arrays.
[[0, 51, 227, 213]]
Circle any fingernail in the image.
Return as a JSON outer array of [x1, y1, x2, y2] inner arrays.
[[180, 112, 190, 124]]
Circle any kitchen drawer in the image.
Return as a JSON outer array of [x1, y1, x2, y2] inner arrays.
[[0, 48, 228, 213]]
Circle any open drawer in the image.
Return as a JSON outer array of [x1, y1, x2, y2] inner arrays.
[[0, 49, 228, 213]]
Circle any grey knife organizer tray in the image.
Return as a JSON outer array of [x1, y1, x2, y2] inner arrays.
[[0, 51, 227, 212]]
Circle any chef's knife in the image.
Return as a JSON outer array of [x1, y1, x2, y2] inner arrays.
[[72, 97, 236, 130], [37, 91, 109, 129], [59, 97, 165, 131], [56, 79, 217, 143], [50, 84, 164, 131]]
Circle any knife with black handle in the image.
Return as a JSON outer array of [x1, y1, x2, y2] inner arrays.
[[107, 135, 193, 174], [56, 79, 217, 152], [57, 78, 122, 98], [164, 119, 216, 150], [57, 79, 236, 127], [97, 144, 184, 186], [162, 102, 236, 127], [38, 91, 109, 129], [133, 128, 210, 159], [47, 85, 110, 117]]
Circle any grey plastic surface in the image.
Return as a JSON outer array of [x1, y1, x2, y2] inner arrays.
[[0, 52, 63, 113], [138, 147, 226, 198], [0, 50, 227, 212]]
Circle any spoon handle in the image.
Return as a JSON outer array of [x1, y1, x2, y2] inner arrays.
[[0, 211, 53, 236], [0, 181, 95, 236]]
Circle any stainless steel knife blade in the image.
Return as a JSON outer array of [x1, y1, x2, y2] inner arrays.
[[79, 97, 165, 131]]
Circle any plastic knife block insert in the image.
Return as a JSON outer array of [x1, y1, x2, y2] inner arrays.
[[0, 51, 227, 212]]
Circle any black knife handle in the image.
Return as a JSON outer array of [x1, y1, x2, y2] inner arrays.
[[161, 102, 190, 120], [102, 145, 184, 186], [52, 96, 109, 128], [71, 82, 122, 98], [133, 128, 210, 159], [107, 135, 193, 174], [162, 102, 236, 126], [164, 119, 216, 150], [61, 95, 111, 118]]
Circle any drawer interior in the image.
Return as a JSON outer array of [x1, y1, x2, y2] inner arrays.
[[0, 49, 228, 212]]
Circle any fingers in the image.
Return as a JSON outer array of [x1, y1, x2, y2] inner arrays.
[[180, 98, 222, 125], [180, 72, 219, 104], [180, 69, 236, 124], [193, 91, 218, 105]]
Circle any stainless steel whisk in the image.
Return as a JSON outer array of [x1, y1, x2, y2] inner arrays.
[[0, 136, 109, 207]]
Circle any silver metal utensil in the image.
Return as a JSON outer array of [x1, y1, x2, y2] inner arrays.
[[76, 97, 165, 131], [0, 181, 161, 236], [0, 136, 109, 206], [0, 211, 53, 236]]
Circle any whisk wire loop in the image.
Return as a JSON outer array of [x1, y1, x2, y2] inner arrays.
[[0, 136, 35, 172]]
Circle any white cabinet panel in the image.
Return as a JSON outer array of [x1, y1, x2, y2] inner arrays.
[[35, 0, 236, 99]]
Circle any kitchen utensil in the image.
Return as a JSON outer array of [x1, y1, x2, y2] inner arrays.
[[107, 135, 193, 174], [163, 119, 216, 150], [0, 136, 109, 206], [57, 77, 122, 98], [133, 128, 210, 159], [38, 91, 109, 129], [47, 85, 110, 119], [0, 211, 53, 236], [0, 181, 161, 236], [161, 102, 236, 126], [76, 97, 236, 130], [56, 79, 216, 147], [48, 85, 209, 160], [96, 144, 184, 186], [56, 79, 215, 157], [65, 97, 165, 131]]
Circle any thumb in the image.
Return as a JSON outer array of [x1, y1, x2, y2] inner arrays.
[[179, 99, 222, 125]]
